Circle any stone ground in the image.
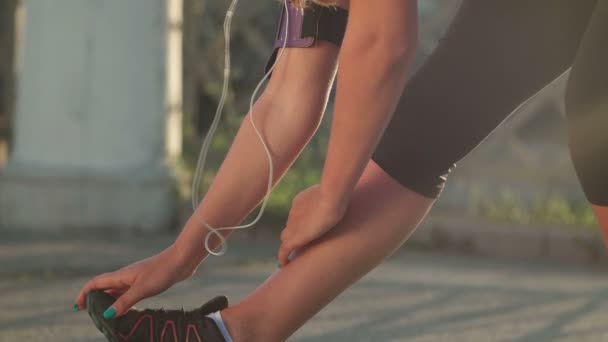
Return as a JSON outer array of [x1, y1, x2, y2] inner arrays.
[[1, 232, 608, 341]]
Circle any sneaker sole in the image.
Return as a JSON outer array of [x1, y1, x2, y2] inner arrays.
[[86, 294, 121, 342]]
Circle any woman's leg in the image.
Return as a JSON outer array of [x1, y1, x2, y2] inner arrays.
[[222, 160, 434, 341], [564, 0, 608, 243], [221, 1, 599, 340], [594, 207, 608, 243]]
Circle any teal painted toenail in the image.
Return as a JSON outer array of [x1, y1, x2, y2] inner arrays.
[[277, 261, 282, 269], [73, 304, 80, 311], [103, 307, 116, 319]]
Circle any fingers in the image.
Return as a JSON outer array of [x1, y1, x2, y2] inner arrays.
[[75, 272, 127, 309], [105, 287, 142, 318], [279, 223, 298, 266], [279, 224, 333, 267], [280, 224, 293, 242], [278, 233, 310, 267], [104, 288, 128, 299], [278, 241, 296, 267]]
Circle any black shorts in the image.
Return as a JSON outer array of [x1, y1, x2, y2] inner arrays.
[[371, 0, 608, 205]]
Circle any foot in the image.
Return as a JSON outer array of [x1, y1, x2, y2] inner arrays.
[[86, 290, 228, 341]]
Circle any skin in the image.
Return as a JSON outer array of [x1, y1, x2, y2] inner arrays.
[[75, 0, 348, 315], [75, 0, 608, 340], [594, 205, 608, 246], [224, 161, 434, 341], [278, 0, 419, 265]]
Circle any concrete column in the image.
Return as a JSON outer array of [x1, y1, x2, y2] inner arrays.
[[165, 0, 183, 160], [0, 0, 179, 232], [0, 0, 18, 164]]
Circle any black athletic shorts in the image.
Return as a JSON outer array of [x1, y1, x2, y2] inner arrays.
[[371, 0, 608, 205]]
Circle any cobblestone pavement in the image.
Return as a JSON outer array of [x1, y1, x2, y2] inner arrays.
[[1, 234, 608, 341]]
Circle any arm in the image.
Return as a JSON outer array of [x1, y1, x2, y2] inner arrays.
[[76, 41, 342, 314], [277, 0, 420, 266], [319, 0, 418, 210], [172, 41, 342, 276]]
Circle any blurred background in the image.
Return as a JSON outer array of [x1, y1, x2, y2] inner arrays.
[[2, 1, 608, 341], [0, 0, 599, 234]]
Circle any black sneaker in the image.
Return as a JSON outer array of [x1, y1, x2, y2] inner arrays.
[[86, 290, 228, 341]]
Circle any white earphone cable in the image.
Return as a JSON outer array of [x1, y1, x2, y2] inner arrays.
[[191, 0, 291, 256]]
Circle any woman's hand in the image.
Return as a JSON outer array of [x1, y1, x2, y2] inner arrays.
[[278, 184, 349, 267], [75, 246, 193, 318]]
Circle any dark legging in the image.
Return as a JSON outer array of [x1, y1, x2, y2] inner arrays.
[[372, 0, 608, 205]]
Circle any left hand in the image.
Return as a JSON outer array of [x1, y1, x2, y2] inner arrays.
[[278, 184, 349, 267]]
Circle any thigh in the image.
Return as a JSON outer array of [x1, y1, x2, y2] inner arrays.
[[565, 0, 608, 206], [372, 0, 597, 198]]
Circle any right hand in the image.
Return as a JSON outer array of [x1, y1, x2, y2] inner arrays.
[[75, 246, 193, 318]]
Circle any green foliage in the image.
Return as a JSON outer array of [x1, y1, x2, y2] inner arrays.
[[267, 139, 327, 212], [186, 120, 329, 218], [477, 188, 598, 229], [182, 0, 333, 219]]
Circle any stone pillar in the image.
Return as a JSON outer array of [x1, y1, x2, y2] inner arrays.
[[0, 0, 17, 164], [165, 0, 183, 160], [0, 0, 179, 232]]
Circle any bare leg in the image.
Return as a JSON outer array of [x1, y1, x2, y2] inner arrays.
[[222, 160, 434, 341], [217, 0, 604, 339], [593, 205, 608, 245]]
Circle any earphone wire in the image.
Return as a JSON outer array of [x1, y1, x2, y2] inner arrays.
[[191, 0, 291, 256]]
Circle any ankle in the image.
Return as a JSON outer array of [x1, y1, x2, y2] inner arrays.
[[221, 306, 285, 342], [220, 307, 257, 342]]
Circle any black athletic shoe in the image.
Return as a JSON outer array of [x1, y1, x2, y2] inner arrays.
[[86, 290, 228, 341]]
